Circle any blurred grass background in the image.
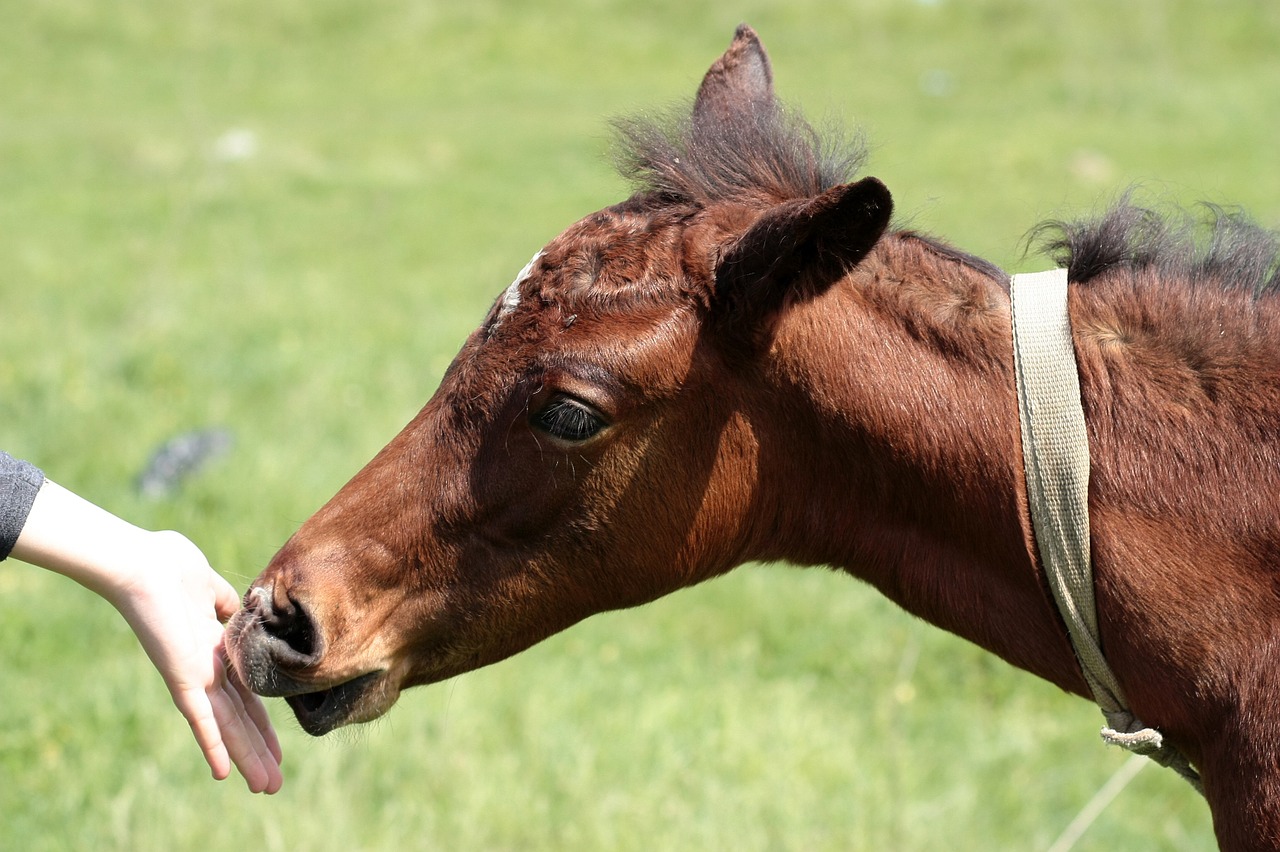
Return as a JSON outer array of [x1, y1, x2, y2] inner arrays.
[[2, 0, 1277, 848]]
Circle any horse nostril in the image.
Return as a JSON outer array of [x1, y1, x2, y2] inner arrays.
[[249, 587, 318, 660], [271, 601, 317, 658]]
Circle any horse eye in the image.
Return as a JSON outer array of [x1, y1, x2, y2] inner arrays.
[[532, 396, 606, 442]]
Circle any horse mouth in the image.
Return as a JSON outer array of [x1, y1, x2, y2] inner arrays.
[[284, 671, 386, 736]]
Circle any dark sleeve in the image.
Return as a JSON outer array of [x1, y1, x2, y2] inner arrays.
[[0, 451, 45, 560]]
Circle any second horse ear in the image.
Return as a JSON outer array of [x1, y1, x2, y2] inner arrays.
[[712, 177, 894, 345], [693, 24, 775, 126]]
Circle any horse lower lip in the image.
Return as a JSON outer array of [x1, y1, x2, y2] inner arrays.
[[286, 688, 346, 736], [294, 690, 331, 714], [284, 671, 383, 736]]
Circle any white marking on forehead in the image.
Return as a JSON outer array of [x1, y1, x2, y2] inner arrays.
[[497, 250, 543, 324]]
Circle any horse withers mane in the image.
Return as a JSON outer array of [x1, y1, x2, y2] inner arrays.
[[1043, 200, 1280, 294]]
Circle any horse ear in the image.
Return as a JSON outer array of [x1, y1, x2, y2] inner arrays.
[[694, 24, 774, 125], [712, 177, 893, 342]]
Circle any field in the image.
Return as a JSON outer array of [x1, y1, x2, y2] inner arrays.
[[2, 0, 1278, 848]]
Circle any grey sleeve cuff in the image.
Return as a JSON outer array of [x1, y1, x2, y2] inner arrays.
[[0, 452, 45, 561]]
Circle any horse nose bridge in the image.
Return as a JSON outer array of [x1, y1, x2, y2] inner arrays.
[[249, 531, 342, 613]]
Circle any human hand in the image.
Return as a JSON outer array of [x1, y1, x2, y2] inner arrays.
[[11, 480, 284, 792], [107, 530, 284, 794]]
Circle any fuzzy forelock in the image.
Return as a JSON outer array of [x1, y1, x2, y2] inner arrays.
[[611, 100, 866, 207]]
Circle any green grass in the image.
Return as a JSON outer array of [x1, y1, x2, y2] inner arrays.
[[3, 0, 1275, 848]]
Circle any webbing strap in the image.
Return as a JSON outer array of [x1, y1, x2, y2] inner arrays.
[[1010, 268, 1202, 793]]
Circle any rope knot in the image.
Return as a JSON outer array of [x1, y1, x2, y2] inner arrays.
[[1100, 710, 1203, 793], [1100, 710, 1163, 753]]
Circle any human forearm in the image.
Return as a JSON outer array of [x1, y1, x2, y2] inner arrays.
[[10, 479, 154, 603]]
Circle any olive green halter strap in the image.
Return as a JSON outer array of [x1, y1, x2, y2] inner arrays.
[[1009, 268, 1203, 793]]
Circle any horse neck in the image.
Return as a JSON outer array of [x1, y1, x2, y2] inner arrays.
[[753, 234, 1088, 695]]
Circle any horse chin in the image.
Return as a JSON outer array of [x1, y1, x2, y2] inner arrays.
[[284, 671, 392, 736]]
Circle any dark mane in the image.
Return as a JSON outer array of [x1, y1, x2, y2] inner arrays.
[[611, 102, 866, 207], [1036, 201, 1280, 297]]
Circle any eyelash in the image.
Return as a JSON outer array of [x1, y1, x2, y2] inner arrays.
[[531, 395, 607, 442]]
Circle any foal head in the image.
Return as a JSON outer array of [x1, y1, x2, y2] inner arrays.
[[227, 25, 892, 734]]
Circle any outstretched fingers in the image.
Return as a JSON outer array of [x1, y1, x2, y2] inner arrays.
[[208, 653, 284, 793], [173, 651, 284, 794], [229, 662, 284, 766], [178, 683, 234, 782]]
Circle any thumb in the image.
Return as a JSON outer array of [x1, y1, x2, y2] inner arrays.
[[212, 575, 243, 623]]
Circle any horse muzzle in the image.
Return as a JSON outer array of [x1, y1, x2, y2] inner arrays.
[[225, 585, 393, 735]]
